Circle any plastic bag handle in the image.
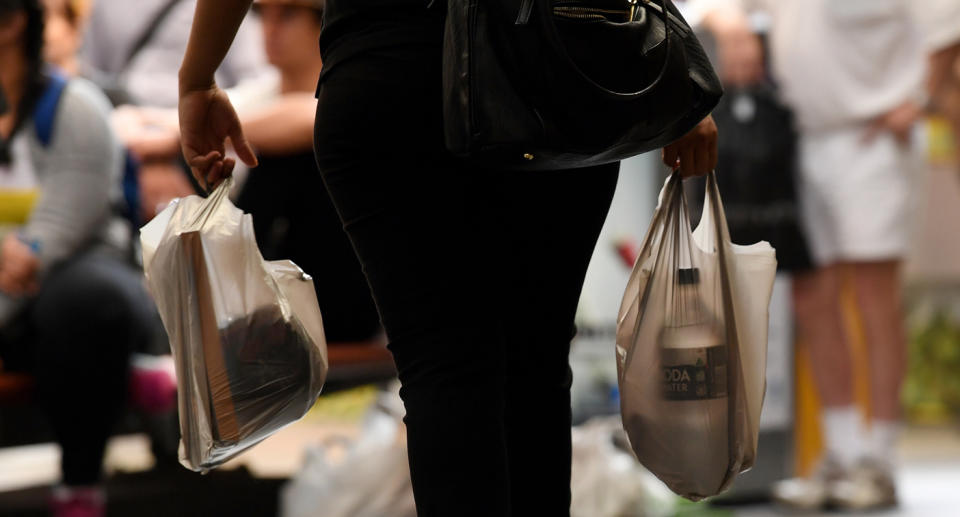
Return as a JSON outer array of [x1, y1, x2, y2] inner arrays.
[[188, 177, 234, 230], [705, 170, 749, 487], [620, 170, 685, 376]]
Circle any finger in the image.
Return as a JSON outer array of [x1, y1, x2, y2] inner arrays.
[[679, 146, 698, 178], [188, 150, 222, 170], [189, 150, 221, 189], [205, 161, 224, 191], [229, 129, 259, 168], [221, 157, 237, 180], [662, 145, 680, 169]]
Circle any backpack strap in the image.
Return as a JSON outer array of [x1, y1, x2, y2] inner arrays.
[[33, 72, 70, 147]]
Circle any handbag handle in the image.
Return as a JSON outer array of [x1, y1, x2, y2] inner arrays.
[[516, 0, 672, 98]]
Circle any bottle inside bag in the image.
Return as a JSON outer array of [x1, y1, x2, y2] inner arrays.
[[658, 267, 729, 494]]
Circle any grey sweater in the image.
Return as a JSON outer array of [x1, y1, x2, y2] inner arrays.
[[0, 78, 127, 323]]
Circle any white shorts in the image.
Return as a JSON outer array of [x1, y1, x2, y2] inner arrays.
[[798, 126, 920, 265]]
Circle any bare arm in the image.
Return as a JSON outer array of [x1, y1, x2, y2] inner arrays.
[[178, 0, 258, 190], [121, 93, 318, 160], [241, 94, 317, 155], [179, 0, 256, 92]]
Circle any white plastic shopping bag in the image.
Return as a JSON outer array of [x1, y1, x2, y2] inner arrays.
[[141, 179, 328, 472], [281, 386, 416, 517], [616, 171, 776, 500]]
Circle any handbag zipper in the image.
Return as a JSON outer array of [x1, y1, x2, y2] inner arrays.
[[553, 5, 631, 21]]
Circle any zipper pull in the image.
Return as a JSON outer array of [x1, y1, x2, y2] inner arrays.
[[516, 0, 534, 25]]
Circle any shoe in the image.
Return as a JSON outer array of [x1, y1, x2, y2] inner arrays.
[[771, 456, 845, 511], [829, 458, 899, 511], [50, 485, 106, 517]]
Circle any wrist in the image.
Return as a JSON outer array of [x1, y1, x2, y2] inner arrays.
[[178, 68, 216, 95]]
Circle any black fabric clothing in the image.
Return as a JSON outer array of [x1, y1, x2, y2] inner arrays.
[[316, 2, 441, 89], [235, 152, 381, 343], [313, 13, 619, 516], [0, 252, 156, 485]]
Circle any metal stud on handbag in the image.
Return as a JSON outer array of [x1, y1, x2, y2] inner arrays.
[[442, 0, 723, 170]]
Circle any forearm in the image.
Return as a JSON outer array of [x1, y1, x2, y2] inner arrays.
[[179, 0, 255, 92], [241, 95, 317, 154]]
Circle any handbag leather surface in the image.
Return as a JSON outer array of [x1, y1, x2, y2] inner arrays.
[[442, 0, 723, 170]]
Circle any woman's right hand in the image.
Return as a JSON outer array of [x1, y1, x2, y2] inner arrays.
[[662, 115, 718, 177], [178, 85, 258, 191]]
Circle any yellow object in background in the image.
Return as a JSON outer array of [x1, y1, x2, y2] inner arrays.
[[927, 116, 958, 167], [0, 190, 38, 225]]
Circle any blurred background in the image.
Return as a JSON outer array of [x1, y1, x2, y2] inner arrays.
[[0, 0, 958, 516]]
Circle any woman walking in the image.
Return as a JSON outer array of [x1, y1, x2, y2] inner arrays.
[[177, 1, 718, 514]]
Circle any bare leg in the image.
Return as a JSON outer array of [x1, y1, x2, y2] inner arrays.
[[792, 264, 854, 408], [850, 260, 906, 422]]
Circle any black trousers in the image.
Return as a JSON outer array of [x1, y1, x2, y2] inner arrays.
[[313, 19, 620, 517], [0, 252, 155, 485]]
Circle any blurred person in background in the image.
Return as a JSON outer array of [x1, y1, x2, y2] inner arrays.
[[0, 1, 161, 515], [695, 0, 960, 511], [113, 0, 382, 343], [81, 0, 272, 220], [79, 0, 268, 108], [41, 0, 83, 75]]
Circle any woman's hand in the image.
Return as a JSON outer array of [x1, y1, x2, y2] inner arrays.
[[662, 115, 719, 177], [0, 234, 40, 297], [178, 85, 258, 191]]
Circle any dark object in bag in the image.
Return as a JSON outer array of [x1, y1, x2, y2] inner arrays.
[[690, 86, 812, 272], [442, 0, 723, 170], [180, 231, 317, 466], [216, 307, 314, 440]]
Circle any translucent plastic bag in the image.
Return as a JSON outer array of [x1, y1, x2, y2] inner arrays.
[[281, 386, 416, 517], [140, 179, 328, 472], [616, 171, 776, 500]]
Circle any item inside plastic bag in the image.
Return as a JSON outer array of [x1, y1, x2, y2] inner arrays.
[[140, 179, 328, 472], [281, 384, 416, 517], [616, 171, 776, 500]]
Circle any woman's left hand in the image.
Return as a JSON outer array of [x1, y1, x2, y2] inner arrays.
[[662, 115, 719, 177], [0, 234, 40, 296]]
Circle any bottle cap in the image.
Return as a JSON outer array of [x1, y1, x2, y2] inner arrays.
[[677, 268, 700, 285]]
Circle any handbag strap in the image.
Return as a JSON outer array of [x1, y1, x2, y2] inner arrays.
[[121, 0, 183, 71]]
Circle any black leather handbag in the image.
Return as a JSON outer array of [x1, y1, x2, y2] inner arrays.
[[442, 0, 723, 170]]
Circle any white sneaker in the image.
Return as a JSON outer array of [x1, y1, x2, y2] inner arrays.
[[771, 456, 846, 511], [829, 458, 898, 511]]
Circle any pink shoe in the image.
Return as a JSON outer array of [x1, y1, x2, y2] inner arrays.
[[50, 486, 105, 517], [129, 354, 177, 415]]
